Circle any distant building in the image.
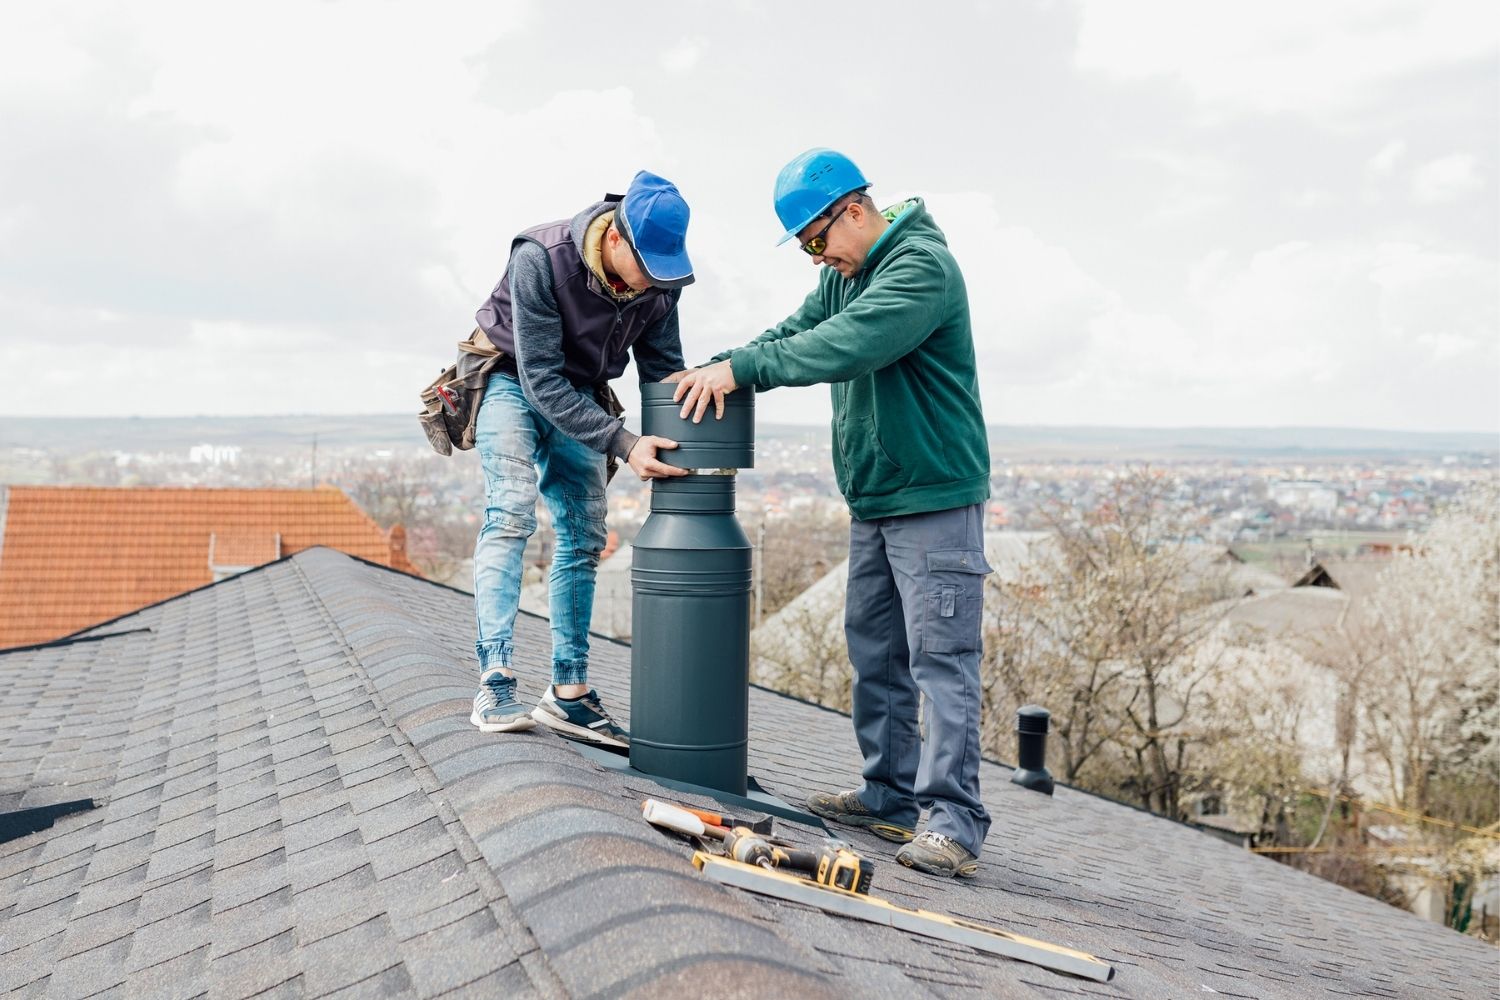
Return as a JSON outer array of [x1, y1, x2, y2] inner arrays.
[[1272, 480, 1340, 514], [187, 443, 241, 465], [0, 485, 415, 649]]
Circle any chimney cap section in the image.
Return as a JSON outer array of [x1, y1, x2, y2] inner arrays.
[[640, 383, 755, 470]]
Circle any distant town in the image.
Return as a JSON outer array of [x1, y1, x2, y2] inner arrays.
[[3, 415, 1493, 585]]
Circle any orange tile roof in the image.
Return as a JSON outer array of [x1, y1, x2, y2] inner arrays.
[[0, 485, 419, 649]]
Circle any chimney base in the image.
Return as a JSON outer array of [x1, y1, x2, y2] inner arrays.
[[569, 741, 828, 830]]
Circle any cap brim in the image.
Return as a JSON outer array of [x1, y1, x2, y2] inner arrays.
[[634, 246, 694, 288], [616, 206, 694, 288]]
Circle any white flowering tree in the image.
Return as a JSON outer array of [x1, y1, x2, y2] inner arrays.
[[1358, 488, 1499, 819], [982, 469, 1249, 818]]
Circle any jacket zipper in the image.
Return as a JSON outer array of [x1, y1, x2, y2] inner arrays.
[[601, 293, 654, 383]]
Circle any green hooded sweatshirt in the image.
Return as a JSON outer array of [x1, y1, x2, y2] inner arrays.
[[723, 198, 989, 520]]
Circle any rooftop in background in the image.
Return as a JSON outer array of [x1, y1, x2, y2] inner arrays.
[[1, 547, 1490, 998], [0, 485, 414, 649]]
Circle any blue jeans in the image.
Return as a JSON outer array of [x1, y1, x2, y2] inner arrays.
[[844, 503, 993, 856], [473, 372, 608, 687]]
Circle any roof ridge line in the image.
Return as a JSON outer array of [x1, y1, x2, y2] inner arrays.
[[40, 549, 309, 645], [34, 546, 419, 650], [281, 550, 849, 997], [283, 552, 568, 1000], [0, 627, 154, 658]]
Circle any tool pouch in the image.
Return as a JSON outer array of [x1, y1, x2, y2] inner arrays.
[[418, 328, 506, 456]]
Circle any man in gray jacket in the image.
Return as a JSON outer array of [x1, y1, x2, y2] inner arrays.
[[468, 171, 691, 746]]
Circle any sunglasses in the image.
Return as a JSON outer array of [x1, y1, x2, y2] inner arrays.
[[799, 202, 851, 256]]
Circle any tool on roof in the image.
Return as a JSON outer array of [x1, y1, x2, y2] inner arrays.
[[693, 852, 1114, 983], [722, 826, 874, 895], [642, 798, 774, 837], [643, 798, 871, 893], [643, 798, 730, 841], [681, 803, 775, 835]]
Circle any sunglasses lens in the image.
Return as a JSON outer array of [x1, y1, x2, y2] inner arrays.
[[803, 237, 825, 256]]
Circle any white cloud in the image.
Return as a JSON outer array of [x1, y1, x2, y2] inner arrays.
[[0, 3, 666, 344], [920, 192, 1109, 386], [1169, 240, 1499, 428], [659, 37, 705, 73], [0, 1, 1493, 434], [1367, 140, 1407, 175], [1074, 0, 1499, 116], [880, 202, 1499, 430], [1125, 147, 1232, 184], [0, 308, 436, 417], [1412, 153, 1484, 203], [0, 6, 93, 95]]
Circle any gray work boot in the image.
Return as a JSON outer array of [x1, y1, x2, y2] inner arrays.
[[896, 830, 980, 878], [805, 789, 915, 843]]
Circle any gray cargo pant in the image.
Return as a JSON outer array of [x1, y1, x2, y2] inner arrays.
[[845, 502, 993, 856]]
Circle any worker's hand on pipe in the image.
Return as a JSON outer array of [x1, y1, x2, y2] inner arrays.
[[627, 435, 689, 480], [672, 360, 738, 423], [660, 370, 692, 383]]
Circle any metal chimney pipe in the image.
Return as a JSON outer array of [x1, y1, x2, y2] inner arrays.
[[629, 385, 755, 795], [1011, 705, 1055, 795]]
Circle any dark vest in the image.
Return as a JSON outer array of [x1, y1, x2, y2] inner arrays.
[[477, 216, 676, 387]]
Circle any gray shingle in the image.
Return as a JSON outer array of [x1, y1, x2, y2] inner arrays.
[[123, 941, 210, 1000], [398, 907, 512, 997], [298, 912, 408, 997], [293, 861, 387, 943], [47, 930, 132, 1000], [0, 928, 67, 995], [207, 927, 302, 1000]]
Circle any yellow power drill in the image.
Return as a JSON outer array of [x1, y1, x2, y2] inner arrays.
[[721, 826, 874, 894]]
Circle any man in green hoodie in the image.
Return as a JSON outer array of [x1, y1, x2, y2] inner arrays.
[[671, 149, 993, 878]]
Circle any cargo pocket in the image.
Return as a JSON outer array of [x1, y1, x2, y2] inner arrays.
[[921, 549, 992, 654]]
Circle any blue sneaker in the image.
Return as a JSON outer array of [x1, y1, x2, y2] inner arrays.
[[530, 686, 629, 749], [471, 669, 536, 733]]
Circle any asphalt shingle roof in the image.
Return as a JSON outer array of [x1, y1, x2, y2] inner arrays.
[[1, 547, 1493, 999]]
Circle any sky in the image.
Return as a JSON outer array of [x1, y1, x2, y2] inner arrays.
[[1, 0, 1496, 433]]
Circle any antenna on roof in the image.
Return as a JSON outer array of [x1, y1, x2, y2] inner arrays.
[[310, 432, 318, 488]]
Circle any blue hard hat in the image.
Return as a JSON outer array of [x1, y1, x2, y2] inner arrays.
[[616, 170, 694, 288], [773, 148, 870, 245]]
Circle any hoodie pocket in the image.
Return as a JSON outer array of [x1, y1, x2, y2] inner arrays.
[[847, 415, 903, 489]]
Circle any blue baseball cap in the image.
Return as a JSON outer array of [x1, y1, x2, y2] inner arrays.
[[615, 170, 694, 288]]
